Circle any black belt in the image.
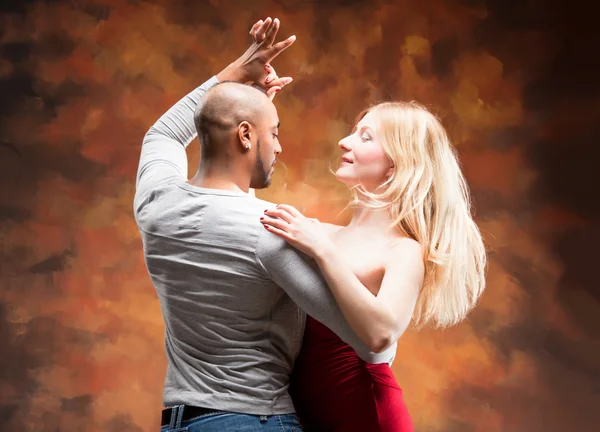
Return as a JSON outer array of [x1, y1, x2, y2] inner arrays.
[[161, 405, 222, 426]]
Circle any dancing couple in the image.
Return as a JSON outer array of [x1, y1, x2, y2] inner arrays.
[[134, 17, 486, 432]]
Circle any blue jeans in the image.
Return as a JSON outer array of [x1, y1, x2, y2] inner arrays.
[[160, 406, 303, 432]]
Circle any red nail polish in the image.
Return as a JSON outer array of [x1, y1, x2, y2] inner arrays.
[[260, 217, 264, 220], [275, 89, 280, 93], [264, 225, 269, 229]]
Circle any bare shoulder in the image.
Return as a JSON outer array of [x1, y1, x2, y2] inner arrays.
[[387, 237, 424, 268], [391, 236, 422, 253], [321, 222, 343, 236]]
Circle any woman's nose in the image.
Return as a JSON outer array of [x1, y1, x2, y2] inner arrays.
[[338, 137, 351, 151]]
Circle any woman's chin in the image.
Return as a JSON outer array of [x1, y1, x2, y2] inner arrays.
[[334, 169, 355, 186]]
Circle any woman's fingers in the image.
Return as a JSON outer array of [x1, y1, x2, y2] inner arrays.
[[262, 222, 291, 240], [261, 215, 290, 232], [265, 70, 278, 85], [276, 204, 304, 218], [266, 77, 293, 100], [266, 86, 281, 101], [268, 77, 293, 88], [264, 209, 294, 224]]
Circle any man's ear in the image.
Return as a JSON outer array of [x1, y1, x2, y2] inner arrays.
[[238, 121, 253, 150]]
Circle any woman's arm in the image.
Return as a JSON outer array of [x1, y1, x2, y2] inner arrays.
[[256, 223, 397, 364], [261, 204, 423, 353], [315, 239, 423, 352]]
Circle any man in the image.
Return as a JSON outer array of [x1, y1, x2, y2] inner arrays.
[[134, 18, 396, 431]]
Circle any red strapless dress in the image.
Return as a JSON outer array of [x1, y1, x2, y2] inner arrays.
[[289, 316, 414, 432]]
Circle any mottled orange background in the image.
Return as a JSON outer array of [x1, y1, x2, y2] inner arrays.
[[1, 0, 599, 431]]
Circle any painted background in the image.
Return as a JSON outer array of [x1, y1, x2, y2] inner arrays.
[[1, 0, 599, 430]]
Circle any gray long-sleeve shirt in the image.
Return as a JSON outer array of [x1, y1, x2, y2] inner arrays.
[[133, 76, 396, 415]]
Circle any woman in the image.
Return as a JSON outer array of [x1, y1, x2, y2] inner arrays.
[[260, 98, 487, 429]]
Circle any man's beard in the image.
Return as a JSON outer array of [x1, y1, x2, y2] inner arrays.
[[254, 139, 271, 188]]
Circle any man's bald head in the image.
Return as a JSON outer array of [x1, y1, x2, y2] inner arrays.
[[194, 82, 273, 159]]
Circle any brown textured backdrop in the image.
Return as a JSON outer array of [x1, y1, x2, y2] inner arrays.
[[1, 0, 599, 431]]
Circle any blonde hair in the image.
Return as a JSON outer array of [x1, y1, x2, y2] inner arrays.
[[349, 101, 486, 328]]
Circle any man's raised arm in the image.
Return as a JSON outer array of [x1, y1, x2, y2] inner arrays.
[[133, 76, 220, 216], [133, 18, 295, 217]]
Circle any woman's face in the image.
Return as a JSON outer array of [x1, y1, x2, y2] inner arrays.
[[335, 111, 393, 190]]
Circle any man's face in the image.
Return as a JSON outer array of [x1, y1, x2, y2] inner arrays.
[[250, 102, 281, 189]]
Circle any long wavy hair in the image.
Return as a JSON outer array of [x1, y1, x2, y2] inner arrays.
[[348, 101, 487, 328]]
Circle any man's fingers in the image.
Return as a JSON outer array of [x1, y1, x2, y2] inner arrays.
[[250, 20, 262, 37], [249, 20, 263, 39], [267, 35, 296, 61], [264, 18, 280, 46], [255, 17, 272, 42]]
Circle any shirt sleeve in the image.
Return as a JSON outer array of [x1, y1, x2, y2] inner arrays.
[[133, 76, 220, 217], [255, 226, 397, 365]]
